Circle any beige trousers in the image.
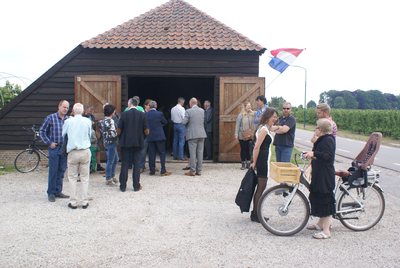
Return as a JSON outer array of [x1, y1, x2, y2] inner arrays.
[[68, 149, 91, 206]]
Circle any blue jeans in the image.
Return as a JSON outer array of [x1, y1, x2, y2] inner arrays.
[[275, 145, 293, 163], [173, 124, 185, 159], [47, 146, 67, 196], [105, 144, 119, 180], [140, 139, 149, 169]]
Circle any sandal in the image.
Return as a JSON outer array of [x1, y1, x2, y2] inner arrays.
[[306, 224, 321, 230], [312, 232, 331, 239]]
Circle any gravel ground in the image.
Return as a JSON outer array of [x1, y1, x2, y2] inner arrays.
[[1, 151, 400, 267]]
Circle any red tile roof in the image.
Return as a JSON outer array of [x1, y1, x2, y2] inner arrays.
[[81, 0, 266, 54]]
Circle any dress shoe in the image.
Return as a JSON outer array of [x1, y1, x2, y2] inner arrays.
[[173, 157, 178, 160], [128, 165, 133, 169], [179, 158, 187, 161], [82, 203, 89, 209], [68, 203, 77, 209], [182, 166, 191, 170], [203, 157, 212, 160], [140, 169, 144, 173], [100, 170, 106, 174], [161, 171, 172, 176], [185, 172, 195, 176], [155, 167, 159, 172], [134, 185, 143, 192], [56, 193, 69, 198], [120, 188, 126, 192], [195, 172, 201, 176], [48, 194, 56, 202], [149, 172, 155, 176]]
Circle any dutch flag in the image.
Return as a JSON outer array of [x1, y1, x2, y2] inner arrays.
[[268, 48, 304, 73]]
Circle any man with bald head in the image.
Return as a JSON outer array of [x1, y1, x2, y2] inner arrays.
[[182, 98, 207, 176], [40, 100, 70, 202], [62, 103, 92, 209]]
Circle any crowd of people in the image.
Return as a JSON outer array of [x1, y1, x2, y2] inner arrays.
[[39, 96, 213, 205], [39, 94, 338, 240]]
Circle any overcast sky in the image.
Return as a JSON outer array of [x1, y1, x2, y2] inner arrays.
[[1, 0, 399, 107]]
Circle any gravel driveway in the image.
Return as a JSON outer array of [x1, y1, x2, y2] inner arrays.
[[1, 154, 399, 267]]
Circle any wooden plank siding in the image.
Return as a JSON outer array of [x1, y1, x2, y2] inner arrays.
[[0, 47, 260, 150]]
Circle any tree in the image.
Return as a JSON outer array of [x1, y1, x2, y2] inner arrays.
[[342, 91, 359, 109], [307, 100, 317, 108], [268, 96, 286, 110], [333, 96, 346, 109], [0, 81, 22, 109]]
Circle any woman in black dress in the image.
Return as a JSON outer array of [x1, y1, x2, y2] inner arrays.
[[304, 118, 336, 239], [250, 108, 278, 222]]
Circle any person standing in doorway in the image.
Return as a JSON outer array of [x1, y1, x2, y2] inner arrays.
[[203, 100, 213, 160], [146, 101, 172, 176], [171, 97, 186, 161], [182, 98, 207, 176], [39, 100, 70, 202]]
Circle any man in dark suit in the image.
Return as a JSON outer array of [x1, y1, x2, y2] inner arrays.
[[203, 100, 213, 160], [182, 98, 207, 176], [146, 101, 171, 176], [117, 98, 149, 192]]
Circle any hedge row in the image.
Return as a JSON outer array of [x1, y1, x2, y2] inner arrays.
[[291, 108, 400, 139]]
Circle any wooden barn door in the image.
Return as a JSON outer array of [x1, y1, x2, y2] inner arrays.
[[74, 75, 121, 160], [218, 77, 265, 162]]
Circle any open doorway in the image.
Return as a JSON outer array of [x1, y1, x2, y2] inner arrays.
[[127, 76, 215, 160]]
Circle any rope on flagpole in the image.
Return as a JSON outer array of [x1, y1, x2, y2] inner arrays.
[[265, 72, 284, 90]]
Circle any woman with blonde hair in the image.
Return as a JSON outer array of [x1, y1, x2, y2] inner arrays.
[[235, 102, 256, 170]]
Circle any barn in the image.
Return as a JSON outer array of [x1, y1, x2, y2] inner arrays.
[[0, 0, 266, 166]]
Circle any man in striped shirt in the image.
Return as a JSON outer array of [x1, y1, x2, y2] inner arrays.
[[311, 103, 337, 143], [39, 100, 70, 202]]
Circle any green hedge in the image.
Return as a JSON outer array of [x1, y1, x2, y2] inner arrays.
[[292, 108, 400, 139]]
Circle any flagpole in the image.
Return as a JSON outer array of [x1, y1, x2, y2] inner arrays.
[[265, 72, 284, 89], [290, 65, 307, 129]]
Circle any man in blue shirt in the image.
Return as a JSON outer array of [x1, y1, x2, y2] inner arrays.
[[39, 100, 70, 202], [253, 95, 269, 126], [62, 103, 92, 209]]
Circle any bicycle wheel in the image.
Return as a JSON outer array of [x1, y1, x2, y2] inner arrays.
[[14, 149, 40, 173], [257, 185, 310, 236], [337, 184, 385, 231]]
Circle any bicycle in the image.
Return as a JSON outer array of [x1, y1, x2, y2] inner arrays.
[[257, 132, 385, 236], [14, 125, 50, 173]]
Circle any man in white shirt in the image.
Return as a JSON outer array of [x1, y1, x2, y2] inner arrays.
[[171, 97, 186, 160]]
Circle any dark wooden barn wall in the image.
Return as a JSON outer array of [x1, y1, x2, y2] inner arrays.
[[0, 47, 260, 150]]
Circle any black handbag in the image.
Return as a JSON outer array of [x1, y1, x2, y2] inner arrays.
[[235, 168, 258, 213]]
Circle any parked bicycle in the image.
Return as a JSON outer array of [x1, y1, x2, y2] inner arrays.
[[14, 125, 50, 173], [257, 132, 385, 236]]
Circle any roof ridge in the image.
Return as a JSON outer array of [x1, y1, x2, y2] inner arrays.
[[81, 0, 266, 53]]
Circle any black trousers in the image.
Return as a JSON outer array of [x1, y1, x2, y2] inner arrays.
[[205, 131, 213, 158], [119, 146, 141, 191], [239, 139, 251, 161]]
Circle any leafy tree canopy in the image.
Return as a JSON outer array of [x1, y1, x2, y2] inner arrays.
[[268, 96, 286, 110], [333, 96, 346, 109], [319, 89, 398, 110], [307, 100, 317, 108], [0, 81, 22, 109]]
